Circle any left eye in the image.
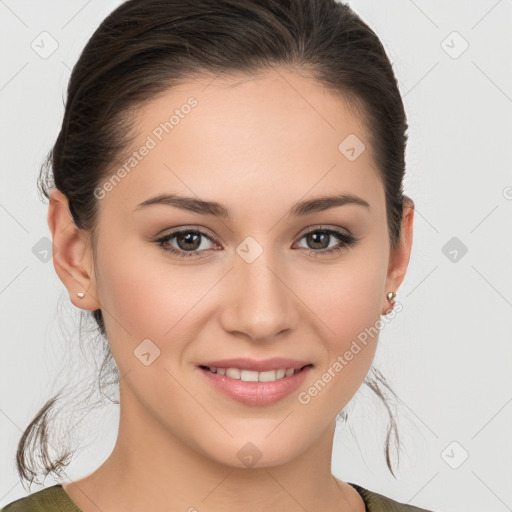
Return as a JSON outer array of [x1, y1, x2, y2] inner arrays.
[[154, 227, 359, 259]]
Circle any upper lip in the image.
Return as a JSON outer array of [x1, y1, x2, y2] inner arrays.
[[198, 357, 313, 372]]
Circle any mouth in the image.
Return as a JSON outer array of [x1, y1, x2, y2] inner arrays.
[[198, 363, 313, 383], [196, 359, 314, 406]]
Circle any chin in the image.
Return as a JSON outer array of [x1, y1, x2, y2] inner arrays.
[[197, 433, 311, 470]]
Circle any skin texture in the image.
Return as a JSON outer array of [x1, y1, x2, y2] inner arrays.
[[48, 67, 414, 512]]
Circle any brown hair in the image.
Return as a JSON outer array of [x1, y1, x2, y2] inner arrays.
[[20, 0, 410, 489]]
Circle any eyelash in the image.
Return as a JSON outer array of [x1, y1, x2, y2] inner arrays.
[[154, 226, 359, 259]]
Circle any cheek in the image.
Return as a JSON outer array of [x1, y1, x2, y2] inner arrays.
[[303, 252, 386, 347], [297, 283, 382, 423], [299, 249, 387, 402], [94, 236, 218, 358], [97, 253, 167, 338]]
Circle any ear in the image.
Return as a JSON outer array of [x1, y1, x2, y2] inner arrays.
[[47, 188, 100, 311], [382, 196, 414, 315]]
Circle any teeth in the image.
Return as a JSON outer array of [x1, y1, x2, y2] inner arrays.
[[225, 368, 241, 379], [258, 370, 278, 382], [241, 370, 259, 382], [206, 366, 303, 382]]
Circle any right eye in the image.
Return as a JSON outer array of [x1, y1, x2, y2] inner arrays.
[[155, 228, 218, 259]]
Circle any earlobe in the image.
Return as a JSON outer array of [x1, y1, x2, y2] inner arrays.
[[47, 188, 100, 311], [381, 291, 396, 316]]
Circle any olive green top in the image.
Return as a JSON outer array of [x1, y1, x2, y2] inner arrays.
[[0, 483, 437, 511]]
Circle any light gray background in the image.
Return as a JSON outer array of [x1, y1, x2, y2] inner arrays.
[[1, 1, 511, 511]]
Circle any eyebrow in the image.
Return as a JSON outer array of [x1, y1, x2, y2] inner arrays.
[[133, 192, 371, 217]]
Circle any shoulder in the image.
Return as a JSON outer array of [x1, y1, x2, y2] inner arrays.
[[349, 482, 439, 512], [0, 484, 79, 512]]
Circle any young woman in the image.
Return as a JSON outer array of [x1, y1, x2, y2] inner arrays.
[[2, 1, 440, 510]]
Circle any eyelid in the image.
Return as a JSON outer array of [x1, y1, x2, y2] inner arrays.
[[154, 224, 218, 240], [156, 223, 353, 238], [296, 223, 353, 238], [158, 227, 219, 244], [155, 224, 353, 245]]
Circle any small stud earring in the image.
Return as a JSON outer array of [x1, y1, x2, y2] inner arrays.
[[386, 291, 396, 303], [77, 291, 85, 298]]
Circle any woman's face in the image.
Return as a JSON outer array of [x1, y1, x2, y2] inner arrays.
[[52, 67, 413, 469]]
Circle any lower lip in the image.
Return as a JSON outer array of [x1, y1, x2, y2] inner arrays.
[[198, 366, 312, 406]]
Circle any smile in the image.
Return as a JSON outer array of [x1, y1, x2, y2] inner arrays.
[[197, 363, 313, 406], [200, 365, 311, 382]]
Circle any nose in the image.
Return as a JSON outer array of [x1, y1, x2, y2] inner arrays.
[[218, 253, 300, 343]]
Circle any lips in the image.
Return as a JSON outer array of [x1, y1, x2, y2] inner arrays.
[[196, 357, 314, 406]]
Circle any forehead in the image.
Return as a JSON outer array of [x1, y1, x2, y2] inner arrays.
[[97, 67, 383, 220]]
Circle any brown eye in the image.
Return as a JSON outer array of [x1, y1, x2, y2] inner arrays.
[[155, 229, 216, 258], [295, 228, 358, 256]]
